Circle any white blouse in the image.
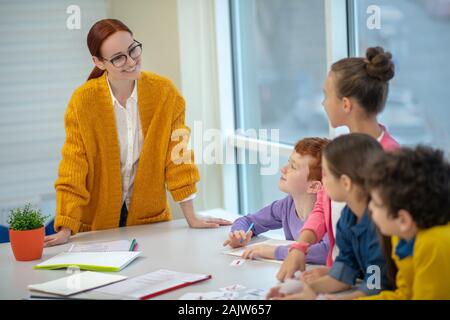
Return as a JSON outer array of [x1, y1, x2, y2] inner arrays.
[[106, 76, 196, 208]]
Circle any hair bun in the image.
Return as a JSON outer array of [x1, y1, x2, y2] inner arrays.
[[365, 47, 395, 82]]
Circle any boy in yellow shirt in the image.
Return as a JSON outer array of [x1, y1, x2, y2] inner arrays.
[[362, 146, 450, 300]]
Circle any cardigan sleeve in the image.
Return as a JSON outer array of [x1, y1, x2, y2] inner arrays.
[[165, 93, 200, 201], [54, 99, 90, 235]]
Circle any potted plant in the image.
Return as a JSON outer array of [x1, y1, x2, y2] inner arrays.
[[8, 203, 49, 261]]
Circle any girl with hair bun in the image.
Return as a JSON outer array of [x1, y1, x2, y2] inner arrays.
[[276, 47, 400, 285]]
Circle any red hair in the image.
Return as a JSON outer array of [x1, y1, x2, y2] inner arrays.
[[294, 137, 330, 181], [86, 19, 133, 81]]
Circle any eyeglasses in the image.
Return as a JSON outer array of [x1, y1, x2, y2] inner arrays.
[[101, 40, 143, 68]]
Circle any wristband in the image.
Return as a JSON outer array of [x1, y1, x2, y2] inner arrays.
[[289, 241, 310, 254]]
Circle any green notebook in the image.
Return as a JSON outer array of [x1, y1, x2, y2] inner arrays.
[[34, 251, 141, 272]]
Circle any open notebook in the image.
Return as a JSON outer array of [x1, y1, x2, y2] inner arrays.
[[34, 251, 141, 272], [67, 239, 138, 252], [223, 239, 296, 264]]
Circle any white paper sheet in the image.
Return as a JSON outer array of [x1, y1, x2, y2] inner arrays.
[[223, 239, 296, 264], [28, 271, 127, 296], [68, 240, 134, 252]]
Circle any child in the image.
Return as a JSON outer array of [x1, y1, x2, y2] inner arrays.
[[268, 133, 393, 300], [277, 46, 400, 283], [360, 146, 450, 300], [223, 137, 330, 264]]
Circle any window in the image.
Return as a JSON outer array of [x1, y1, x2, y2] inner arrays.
[[230, 0, 331, 213], [0, 1, 109, 224], [351, 0, 450, 151], [227, 0, 450, 214]]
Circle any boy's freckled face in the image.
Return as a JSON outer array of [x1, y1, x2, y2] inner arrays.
[[369, 190, 398, 236], [278, 152, 312, 195]]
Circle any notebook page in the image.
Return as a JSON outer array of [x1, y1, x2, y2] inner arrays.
[[68, 240, 133, 252], [35, 251, 141, 270], [28, 271, 127, 296]]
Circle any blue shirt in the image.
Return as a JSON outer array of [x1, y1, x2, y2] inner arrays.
[[329, 206, 391, 296]]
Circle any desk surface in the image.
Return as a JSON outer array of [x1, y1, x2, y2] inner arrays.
[[0, 217, 286, 300]]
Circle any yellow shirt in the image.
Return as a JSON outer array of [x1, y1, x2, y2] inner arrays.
[[359, 222, 450, 300], [54, 72, 200, 234]]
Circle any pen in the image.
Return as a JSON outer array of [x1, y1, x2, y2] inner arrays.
[[240, 223, 254, 244]]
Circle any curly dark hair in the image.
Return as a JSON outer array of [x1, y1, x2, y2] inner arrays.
[[366, 146, 450, 229]]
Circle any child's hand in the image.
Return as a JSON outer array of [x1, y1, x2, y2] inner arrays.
[[276, 249, 306, 282], [222, 230, 253, 248], [273, 283, 318, 300], [241, 244, 276, 260], [266, 286, 285, 300], [301, 266, 330, 284]]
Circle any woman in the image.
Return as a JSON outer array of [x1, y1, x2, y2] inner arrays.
[[45, 19, 231, 247]]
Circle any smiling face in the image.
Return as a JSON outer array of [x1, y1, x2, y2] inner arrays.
[[278, 151, 318, 196], [92, 31, 141, 81], [322, 72, 348, 128]]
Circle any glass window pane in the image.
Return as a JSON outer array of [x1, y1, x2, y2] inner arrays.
[[231, 0, 330, 213], [231, 0, 330, 145], [354, 0, 450, 152], [238, 151, 289, 214]]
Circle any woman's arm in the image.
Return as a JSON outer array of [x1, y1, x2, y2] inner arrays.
[[46, 100, 90, 246], [179, 200, 231, 228]]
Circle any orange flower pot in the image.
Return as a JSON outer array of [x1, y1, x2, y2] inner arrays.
[[9, 226, 45, 261]]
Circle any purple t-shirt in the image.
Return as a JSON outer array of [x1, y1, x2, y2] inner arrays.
[[231, 196, 329, 264]]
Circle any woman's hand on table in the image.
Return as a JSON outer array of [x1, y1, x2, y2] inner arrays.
[[44, 227, 71, 247]]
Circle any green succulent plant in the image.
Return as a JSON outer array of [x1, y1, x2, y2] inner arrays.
[[7, 203, 49, 231]]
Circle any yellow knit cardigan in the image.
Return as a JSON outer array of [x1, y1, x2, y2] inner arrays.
[[54, 71, 200, 235]]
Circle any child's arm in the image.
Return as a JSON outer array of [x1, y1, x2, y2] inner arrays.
[[270, 276, 351, 300], [412, 234, 450, 300], [278, 235, 329, 265], [300, 187, 329, 244], [308, 275, 352, 294], [224, 197, 287, 248], [327, 216, 362, 291], [231, 197, 288, 235], [276, 190, 329, 281], [305, 233, 330, 265]]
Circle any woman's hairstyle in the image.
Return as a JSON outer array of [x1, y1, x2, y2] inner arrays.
[[366, 146, 450, 229], [294, 137, 330, 181], [331, 46, 395, 116], [323, 133, 384, 190], [86, 19, 133, 81]]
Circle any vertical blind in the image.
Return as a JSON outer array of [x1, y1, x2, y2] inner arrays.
[[0, 0, 109, 221]]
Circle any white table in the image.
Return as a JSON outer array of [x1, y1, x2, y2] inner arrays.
[[0, 212, 287, 300]]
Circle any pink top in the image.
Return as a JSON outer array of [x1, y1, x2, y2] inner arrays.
[[302, 126, 400, 266]]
